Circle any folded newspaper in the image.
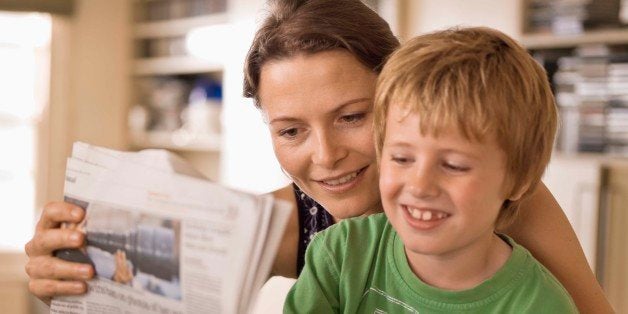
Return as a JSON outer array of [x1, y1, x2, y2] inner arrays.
[[50, 142, 291, 314]]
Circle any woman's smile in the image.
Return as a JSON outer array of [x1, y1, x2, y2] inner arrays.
[[314, 165, 369, 193]]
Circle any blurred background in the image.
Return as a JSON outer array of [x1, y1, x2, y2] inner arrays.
[[0, 0, 626, 313]]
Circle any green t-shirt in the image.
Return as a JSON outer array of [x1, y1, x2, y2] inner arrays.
[[284, 213, 577, 313]]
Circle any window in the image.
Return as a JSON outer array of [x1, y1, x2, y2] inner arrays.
[[0, 12, 51, 250]]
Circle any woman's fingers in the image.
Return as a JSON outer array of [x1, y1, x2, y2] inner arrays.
[[25, 255, 93, 281], [25, 228, 85, 257], [36, 201, 84, 231], [28, 278, 88, 302], [25, 256, 92, 305], [25, 201, 90, 305]]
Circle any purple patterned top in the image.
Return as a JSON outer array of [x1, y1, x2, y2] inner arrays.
[[293, 183, 334, 275]]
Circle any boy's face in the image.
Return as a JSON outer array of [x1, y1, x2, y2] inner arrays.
[[379, 104, 511, 260]]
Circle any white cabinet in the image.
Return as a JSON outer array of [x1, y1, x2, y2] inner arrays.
[[542, 154, 602, 271], [543, 155, 628, 313], [599, 162, 628, 313]]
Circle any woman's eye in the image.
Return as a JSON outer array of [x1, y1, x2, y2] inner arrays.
[[339, 113, 366, 123], [278, 128, 299, 138]]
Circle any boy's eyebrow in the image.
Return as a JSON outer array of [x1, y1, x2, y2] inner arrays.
[[383, 140, 414, 148], [384, 142, 482, 160], [268, 97, 371, 125], [439, 148, 481, 161]]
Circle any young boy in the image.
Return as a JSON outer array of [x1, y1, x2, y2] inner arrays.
[[283, 27, 578, 313]]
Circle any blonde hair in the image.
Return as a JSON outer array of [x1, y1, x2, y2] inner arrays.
[[374, 27, 557, 225]]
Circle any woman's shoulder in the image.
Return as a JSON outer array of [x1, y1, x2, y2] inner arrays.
[[269, 184, 297, 203]]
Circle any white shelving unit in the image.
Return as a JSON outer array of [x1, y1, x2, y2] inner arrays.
[[129, 1, 228, 179], [133, 56, 223, 75], [522, 28, 628, 49], [132, 12, 228, 76], [134, 13, 229, 38], [130, 130, 220, 152], [520, 2, 628, 311]]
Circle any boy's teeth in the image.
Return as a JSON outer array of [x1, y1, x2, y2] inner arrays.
[[407, 206, 446, 221], [422, 211, 432, 220], [323, 171, 359, 185]]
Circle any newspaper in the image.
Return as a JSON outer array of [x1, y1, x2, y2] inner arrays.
[[50, 142, 291, 314]]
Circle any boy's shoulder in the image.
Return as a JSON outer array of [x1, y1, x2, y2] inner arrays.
[[501, 235, 579, 312], [313, 213, 390, 243], [307, 213, 391, 258]]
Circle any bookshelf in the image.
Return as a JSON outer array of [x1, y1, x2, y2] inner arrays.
[[521, 0, 628, 157], [129, 0, 228, 179], [134, 12, 229, 38], [522, 28, 628, 49], [129, 130, 220, 152], [133, 56, 223, 76], [521, 2, 628, 312]]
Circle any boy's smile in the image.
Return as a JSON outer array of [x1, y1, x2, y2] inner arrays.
[[401, 205, 451, 230], [379, 104, 514, 289]]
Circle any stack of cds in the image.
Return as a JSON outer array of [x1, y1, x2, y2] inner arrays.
[[526, 0, 621, 35], [551, 45, 628, 154]]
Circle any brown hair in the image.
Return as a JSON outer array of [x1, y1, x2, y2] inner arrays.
[[243, 0, 400, 107], [374, 27, 557, 225]]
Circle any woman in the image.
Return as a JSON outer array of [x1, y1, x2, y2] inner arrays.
[[25, 0, 612, 312]]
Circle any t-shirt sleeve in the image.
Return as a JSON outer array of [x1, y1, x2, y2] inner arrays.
[[526, 267, 579, 313], [284, 232, 341, 313]]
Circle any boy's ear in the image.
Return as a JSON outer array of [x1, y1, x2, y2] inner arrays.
[[508, 182, 530, 201]]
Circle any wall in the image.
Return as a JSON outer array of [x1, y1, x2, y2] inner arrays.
[[5, 1, 131, 312], [403, 0, 522, 39], [0, 254, 29, 313], [220, 0, 290, 193], [44, 0, 131, 202]]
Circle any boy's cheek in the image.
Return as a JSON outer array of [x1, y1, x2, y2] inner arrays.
[[379, 168, 400, 208]]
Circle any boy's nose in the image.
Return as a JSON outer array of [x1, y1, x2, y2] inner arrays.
[[407, 166, 440, 199]]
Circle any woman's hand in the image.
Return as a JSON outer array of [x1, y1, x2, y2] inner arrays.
[[24, 201, 94, 305]]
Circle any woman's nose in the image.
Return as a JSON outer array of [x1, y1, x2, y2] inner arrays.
[[311, 130, 347, 168]]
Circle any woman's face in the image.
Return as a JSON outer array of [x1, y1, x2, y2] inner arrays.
[[258, 50, 381, 220]]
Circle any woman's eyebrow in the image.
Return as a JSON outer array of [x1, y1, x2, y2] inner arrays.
[[268, 97, 372, 125], [331, 97, 372, 114], [269, 116, 301, 125]]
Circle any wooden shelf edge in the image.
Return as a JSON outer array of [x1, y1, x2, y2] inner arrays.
[[130, 130, 221, 152], [522, 28, 628, 49], [133, 56, 223, 75], [134, 13, 230, 38], [552, 151, 628, 164]]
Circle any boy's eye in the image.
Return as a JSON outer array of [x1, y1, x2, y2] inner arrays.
[[391, 155, 412, 165], [339, 113, 366, 123], [443, 162, 469, 172]]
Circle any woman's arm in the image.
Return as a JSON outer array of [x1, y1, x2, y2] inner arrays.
[[269, 185, 300, 279], [500, 183, 613, 314]]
